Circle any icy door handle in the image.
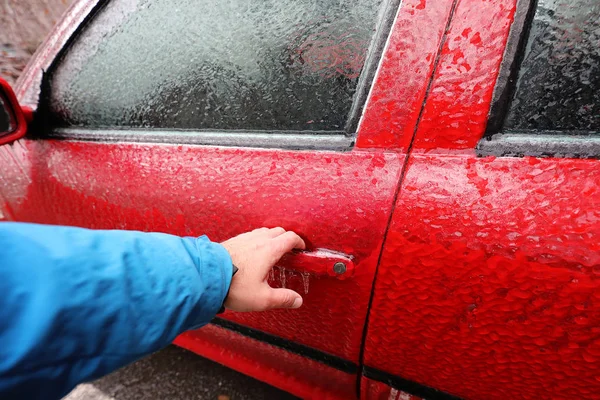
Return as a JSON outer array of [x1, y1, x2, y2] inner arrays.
[[277, 249, 354, 279]]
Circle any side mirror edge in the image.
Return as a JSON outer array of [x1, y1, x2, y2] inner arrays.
[[0, 78, 28, 146], [22, 106, 34, 126]]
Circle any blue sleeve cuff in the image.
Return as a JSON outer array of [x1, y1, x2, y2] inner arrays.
[[185, 236, 233, 329]]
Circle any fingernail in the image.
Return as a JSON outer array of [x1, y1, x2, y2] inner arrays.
[[292, 298, 302, 309]]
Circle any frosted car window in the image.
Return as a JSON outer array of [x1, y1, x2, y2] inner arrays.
[[49, 0, 383, 132], [504, 0, 599, 132]]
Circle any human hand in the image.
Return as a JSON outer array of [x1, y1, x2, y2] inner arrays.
[[221, 227, 306, 312]]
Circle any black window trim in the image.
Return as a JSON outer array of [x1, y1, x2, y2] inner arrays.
[[478, 0, 600, 159], [39, 0, 402, 151], [345, 0, 402, 134], [47, 127, 356, 150]]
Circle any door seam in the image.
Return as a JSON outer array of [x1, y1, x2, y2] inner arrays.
[[355, 0, 462, 396]]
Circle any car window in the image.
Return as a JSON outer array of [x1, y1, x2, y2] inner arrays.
[[48, 0, 385, 133], [504, 0, 599, 132]]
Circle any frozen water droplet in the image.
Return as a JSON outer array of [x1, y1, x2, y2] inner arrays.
[[301, 272, 310, 294], [280, 268, 287, 288]]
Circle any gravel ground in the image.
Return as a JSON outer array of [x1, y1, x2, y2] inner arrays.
[[0, 43, 31, 85]]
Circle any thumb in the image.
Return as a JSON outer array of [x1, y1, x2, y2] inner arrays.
[[265, 288, 303, 310]]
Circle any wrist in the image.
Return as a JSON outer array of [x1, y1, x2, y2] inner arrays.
[[217, 263, 238, 314]]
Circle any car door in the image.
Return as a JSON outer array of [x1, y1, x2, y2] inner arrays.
[[0, 0, 453, 398], [361, 0, 600, 399]]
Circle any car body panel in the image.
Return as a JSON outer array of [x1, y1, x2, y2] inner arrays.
[[175, 324, 357, 400], [0, 138, 403, 361], [412, 0, 517, 152], [361, 0, 600, 398], [364, 154, 600, 399], [355, 0, 455, 150], [0, 138, 404, 398]]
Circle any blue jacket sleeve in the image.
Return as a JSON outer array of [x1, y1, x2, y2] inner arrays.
[[0, 222, 233, 400]]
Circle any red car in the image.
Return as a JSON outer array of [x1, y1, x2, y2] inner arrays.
[[1, 0, 598, 399]]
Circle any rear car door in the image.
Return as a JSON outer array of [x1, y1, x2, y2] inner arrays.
[[361, 0, 600, 399], [0, 0, 435, 398]]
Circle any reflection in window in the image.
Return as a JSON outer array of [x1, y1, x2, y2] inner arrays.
[[505, 0, 599, 132]]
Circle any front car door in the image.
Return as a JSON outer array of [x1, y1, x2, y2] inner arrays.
[[361, 0, 600, 399], [0, 0, 450, 398]]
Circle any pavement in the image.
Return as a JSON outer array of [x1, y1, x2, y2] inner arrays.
[[63, 346, 299, 400]]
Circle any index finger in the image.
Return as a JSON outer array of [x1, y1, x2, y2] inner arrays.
[[271, 231, 306, 259]]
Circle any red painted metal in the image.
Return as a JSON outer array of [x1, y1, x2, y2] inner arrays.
[[364, 154, 600, 399], [361, 377, 423, 400], [21, 106, 34, 125], [0, 78, 27, 146], [0, 139, 403, 395], [175, 325, 356, 400], [355, 0, 454, 150], [362, 1, 600, 398], [278, 249, 355, 279], [412, 0, 517, 151]]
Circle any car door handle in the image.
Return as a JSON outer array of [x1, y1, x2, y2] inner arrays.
[[277, 249, 355, 279]]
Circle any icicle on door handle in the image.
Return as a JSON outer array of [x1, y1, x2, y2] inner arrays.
[[277, 249, 355, 280]]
